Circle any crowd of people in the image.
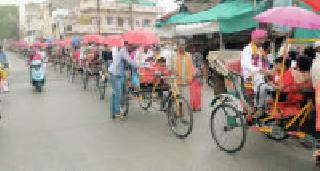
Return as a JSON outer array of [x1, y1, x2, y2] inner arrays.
[[24, 39, 206, 119]]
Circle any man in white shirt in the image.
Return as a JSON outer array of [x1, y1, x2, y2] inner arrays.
[[241, 29, 270, 89], [241, 29, 271, 109]]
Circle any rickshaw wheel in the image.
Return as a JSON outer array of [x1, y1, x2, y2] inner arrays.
[[96, 75, 106, 100], [167, 96, 193, 139], [139, 91, 152, 110], [120, 85, 129, 116], [211, 104, 246, 153], [263, 120, 288, 141]]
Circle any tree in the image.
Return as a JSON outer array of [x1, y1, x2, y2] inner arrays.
[[0, 6, 19, 39]]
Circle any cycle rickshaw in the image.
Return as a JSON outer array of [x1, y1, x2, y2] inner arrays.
[[209, 44, 320, 164], [82, 49, 107, 100], [119, 57, 193, 139]]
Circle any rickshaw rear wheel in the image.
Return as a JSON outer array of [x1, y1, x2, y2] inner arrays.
[[211, 104, 246, 153], [167, 96, 193, 139], [139, 91, 152, 110]]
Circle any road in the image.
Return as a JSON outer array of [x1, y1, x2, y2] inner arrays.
[[0, 52, 318, 171]]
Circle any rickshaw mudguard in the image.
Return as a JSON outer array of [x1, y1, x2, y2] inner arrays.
[[210, 94, 243, 112]]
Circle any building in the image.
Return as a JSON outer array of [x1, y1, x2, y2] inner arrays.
[[65, 0, 164, 36], [22, 2, 43, 43], [181, 0, 220, 12], [20, 1, 53, 43], [51, 9, 70, 39]]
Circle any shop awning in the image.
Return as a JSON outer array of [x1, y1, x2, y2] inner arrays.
[[162, 0, 270, 33], [294, 1, 320, 39], [156, 12, 191, 28]]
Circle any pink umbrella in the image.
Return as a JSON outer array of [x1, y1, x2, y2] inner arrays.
[[54, 40, 68, 47], [103, 35, 124, 47], [31, 42, 42, 47], [39, 42, 49, 48], [83, 34, 104, 44], [254, 6, 320, 29], [123, 29, 160, 45], [15, 40, 28, 47]]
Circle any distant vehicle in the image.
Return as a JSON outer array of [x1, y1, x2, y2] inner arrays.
[[30, 59, 45, 92]]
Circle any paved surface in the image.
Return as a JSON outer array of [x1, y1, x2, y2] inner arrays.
[[0, 52, 318, 171]]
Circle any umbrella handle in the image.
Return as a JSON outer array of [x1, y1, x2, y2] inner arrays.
[[272, 38, 289, 117]]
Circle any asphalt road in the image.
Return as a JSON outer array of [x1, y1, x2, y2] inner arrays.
[[0, 52, 318, 171]]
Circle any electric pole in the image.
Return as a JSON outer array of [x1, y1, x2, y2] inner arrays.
[[97, 0, 101, 35]]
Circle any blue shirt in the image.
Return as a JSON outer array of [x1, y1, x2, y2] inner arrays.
[[0, 52, 7, 64]]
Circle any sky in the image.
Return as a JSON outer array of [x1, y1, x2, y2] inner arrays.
[[0, 0, 178, 12]]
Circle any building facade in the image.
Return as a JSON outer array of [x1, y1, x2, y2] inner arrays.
[[65, 0, 164, 36]]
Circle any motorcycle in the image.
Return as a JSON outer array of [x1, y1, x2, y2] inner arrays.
[[30, 59, 45, 92]]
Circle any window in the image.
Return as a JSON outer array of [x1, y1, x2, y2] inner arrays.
[[107, 17, 113, 25], [117, 18, 124, 27], [143, 19, 150, 27], [127, 19, 132, 26], [92, 18, 97, 25], [135, 20, 140, 27], [66, 25, 72, 31]]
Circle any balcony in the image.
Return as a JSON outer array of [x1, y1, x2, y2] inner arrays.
[[66, 25, 98, 34]]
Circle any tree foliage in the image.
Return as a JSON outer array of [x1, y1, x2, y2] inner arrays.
[[0, 6, 19, 39]]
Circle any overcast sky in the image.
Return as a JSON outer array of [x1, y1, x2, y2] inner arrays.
[[0, 0, 178, 12]]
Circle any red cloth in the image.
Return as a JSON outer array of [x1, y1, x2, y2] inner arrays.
[[316, 80, 320, 131], [281, 70, 313, 102], [190, 78, 202, 110], [190, 65, 203, 110], [75, 50, 80, 64]]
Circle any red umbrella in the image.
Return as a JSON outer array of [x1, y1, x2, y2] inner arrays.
[[15, 40, 28, 47], [54, 40, 68, 47], [123, 29, 160, 45], [103, 35, 124, 47], [302, 0, 320, 12], [83, 34, 104, 44], [39, 42, 49, 48], [31, 42, 42, 47]]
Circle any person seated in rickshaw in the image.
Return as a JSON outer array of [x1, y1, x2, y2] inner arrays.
[[277, 56, 313, 102]]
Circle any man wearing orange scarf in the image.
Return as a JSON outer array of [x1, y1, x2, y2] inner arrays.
[[174, 39, 193, 101]]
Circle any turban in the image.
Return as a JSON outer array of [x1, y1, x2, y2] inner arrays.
[[251, 29, 267, 41]]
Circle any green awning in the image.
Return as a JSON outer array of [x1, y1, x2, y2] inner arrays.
[[119, 0, 156, 6], [175, 0, 270, 33], [156, 12, 191, 28], [294, 1, 320, 39]]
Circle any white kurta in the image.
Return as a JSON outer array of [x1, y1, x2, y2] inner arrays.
[[241, 44, 265, 92], [311, 54, 320, 88]]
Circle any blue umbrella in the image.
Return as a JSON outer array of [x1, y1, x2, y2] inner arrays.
[[46, 37, 55, 44], [70, 36, 82, 46]]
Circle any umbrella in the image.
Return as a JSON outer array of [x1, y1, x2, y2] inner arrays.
[[103, 35, 124, 47], [254, 6, 320, 29], [70, 36, 82, 46], [31, 42, 42, 47], [39, 42, 49, 48], [15, 40, 28, 47], [302, 0, 320, 12], [83, 34, 104, 44], [123, 29, 160, 45], [54, 40, 68, 47]]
